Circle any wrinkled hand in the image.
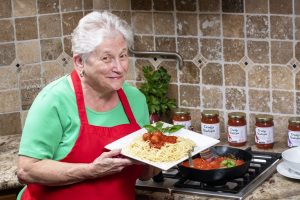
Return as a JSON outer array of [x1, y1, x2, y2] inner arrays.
[[89, 149, 134, 178]]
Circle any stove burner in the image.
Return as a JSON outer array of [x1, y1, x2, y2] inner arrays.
[[136, 148, 282, 200]]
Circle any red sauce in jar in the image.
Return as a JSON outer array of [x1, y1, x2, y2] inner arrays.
[[201, 110, 220, 139], [255, 114, 274, 149], [172, 109, 191, 130], [227, 112, 247, 147]]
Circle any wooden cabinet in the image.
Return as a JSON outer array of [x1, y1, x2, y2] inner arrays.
[[0, 194, 16, 200]]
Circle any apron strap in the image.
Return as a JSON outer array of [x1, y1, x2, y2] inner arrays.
[[117, 89, 138, 124], [71, 70, 89, 124]]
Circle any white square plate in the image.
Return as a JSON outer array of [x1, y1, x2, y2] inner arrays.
[[105, 122, 220, 171]]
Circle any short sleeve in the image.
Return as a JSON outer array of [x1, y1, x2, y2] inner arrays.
[[19, 89, 64, 160]]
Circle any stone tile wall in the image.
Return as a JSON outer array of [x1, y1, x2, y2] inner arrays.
[[0, 0, 300, 148]]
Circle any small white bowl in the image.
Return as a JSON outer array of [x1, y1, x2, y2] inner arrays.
[[282, 146, 300, 174]]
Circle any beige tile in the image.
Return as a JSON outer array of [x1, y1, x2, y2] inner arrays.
[[37, 0, 59, 14], [175, 0, 196, 11], [247, 41, 269, 64], [63, 36, 72, 56], [0, 0, 12, 18], [245, 0, 268, 13], [155, 37, 176, 52], [13, 0, 36, 16], [42, 61, 65, 84], [224, 64, 245, 86], [272, 91, 294, 114], [112, 11, 131, 26], [273, 115, 290, 144], [297, 92, 300, 114], [132, 12, 153, 34], [0, 66, 18, 90], [222, 0, 243, 13], [177, 37, 198, 60], [202, 86, 223, 109], [271, 16, 293, 40], [110, 0, 130, 10], [199, 14, 221, 37], [296, 70, 300, 90], [153, 0, 173, 11], [83, 0, 93, 10], [133, 35, 154, 51], [0, 19, 14, 42], [202, 63, 222, 86], [153, 13, 175, 35], [199, 0, 220, 12], [270, 0, 292, 14], [19, 63, 41, 82], [223, 14, 244, 38], [0, 90, 20, 113], [93, 0, 109, 10], [246, 15, 269, 39], [223, 39, 244, 62], [200, 39, 222, 61], [271, 41, 293, 64], [61, 0, 82, 12], [0, 43, 15, 66], [225, 88, 246, 110], [296, 42, 300, 63], [41, 38, 63, 61], [176, 13, 198, 36], [248, 65, 270, 88], [272, 66, 293, 90], [159, 61, 177, 83], [21, 87, 41, 110], [39, 14, 61, 38], [296, 17, 300, 40], [249, 89, 270, 112], [134, 59, 152, 81], [179, 85, 200, 107], [16, 40, 40, 64], [0, 112, 22, 136], [296, 0, 300, 15], [179, 61, 200, 84], [62, 12, 83, 35], [131, 0, 152, 10], [167, 84, 178, 105], [20, 110, 28, 129], [15, 17, 38, 40]]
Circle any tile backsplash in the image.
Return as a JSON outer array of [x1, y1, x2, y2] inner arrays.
[[0, 0, 300, 148]]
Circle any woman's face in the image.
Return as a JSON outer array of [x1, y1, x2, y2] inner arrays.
[[83, 32, 129, 94]]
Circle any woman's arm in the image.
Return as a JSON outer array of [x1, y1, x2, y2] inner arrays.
[[17, 149, 133, 186]]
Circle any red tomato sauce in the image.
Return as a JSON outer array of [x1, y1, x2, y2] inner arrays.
[[142, 131, 177, 149], [182, 157, 245, 170]]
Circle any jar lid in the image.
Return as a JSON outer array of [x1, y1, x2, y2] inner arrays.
[[228, 112, 246, 119], [288, 117, 300, 124], [173, 108, 190, 115], [202, 110, 219, 117], [255, 114, 273, 122]]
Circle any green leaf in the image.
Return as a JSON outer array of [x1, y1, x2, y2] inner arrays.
[[143, 125, 158, 132], [155, 121, 164, 129], [168, 125, 185, 133], [221, 159, 236, 168]]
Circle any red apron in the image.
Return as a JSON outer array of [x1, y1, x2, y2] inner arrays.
[[22, 70, 143, 200]]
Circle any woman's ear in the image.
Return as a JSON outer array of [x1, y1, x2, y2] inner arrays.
[[73, 54, 84, 69]]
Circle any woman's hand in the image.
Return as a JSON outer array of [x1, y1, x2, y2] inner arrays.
[[88, 149, 134, 178]]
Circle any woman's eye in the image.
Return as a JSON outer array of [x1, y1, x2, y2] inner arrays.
[[120, 54, 128, 59], [101, 56, 112, 62]]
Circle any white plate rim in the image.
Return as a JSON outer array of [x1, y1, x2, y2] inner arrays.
[[277, 161, 300, 180], [105, 122, 220, 170]]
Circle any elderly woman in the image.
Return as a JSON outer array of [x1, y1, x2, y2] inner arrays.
[[17, 11, 160, 200]]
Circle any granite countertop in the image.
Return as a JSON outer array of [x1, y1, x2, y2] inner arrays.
[[1, 134, 300, 199]]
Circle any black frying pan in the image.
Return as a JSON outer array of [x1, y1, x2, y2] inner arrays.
[[178, 146, 252, 185]]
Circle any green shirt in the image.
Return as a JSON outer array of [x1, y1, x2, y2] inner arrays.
[[19, 75, 150, 160]]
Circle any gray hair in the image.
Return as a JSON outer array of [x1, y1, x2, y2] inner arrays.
[[71, 11, 133, 61]]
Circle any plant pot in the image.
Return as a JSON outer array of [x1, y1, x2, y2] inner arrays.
[[149, 113, 160, 123]]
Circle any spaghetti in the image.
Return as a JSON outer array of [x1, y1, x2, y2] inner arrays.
[[124, 135, 196, 163]]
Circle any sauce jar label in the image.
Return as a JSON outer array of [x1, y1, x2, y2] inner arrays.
[[173, 120, 191, 130], [255, 127, 274, 144], [288, 131, 300, 147], [201, 123, 220, 139], [228, 125, 247, 143]]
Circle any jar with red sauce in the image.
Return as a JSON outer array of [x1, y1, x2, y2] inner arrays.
[[201, 110, 220, 139], [172, 109, 191, 130], [227, 112, 247, 147], [255, 114, 274, 149], [288, 117, 300, 147]]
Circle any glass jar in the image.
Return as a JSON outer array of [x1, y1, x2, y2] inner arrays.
[[255, 114, 274, 149], [227, 112, 247, 147], [201, 110, 220, 139], [288, 117, 300, 147], [172, 109, 191, 129]]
